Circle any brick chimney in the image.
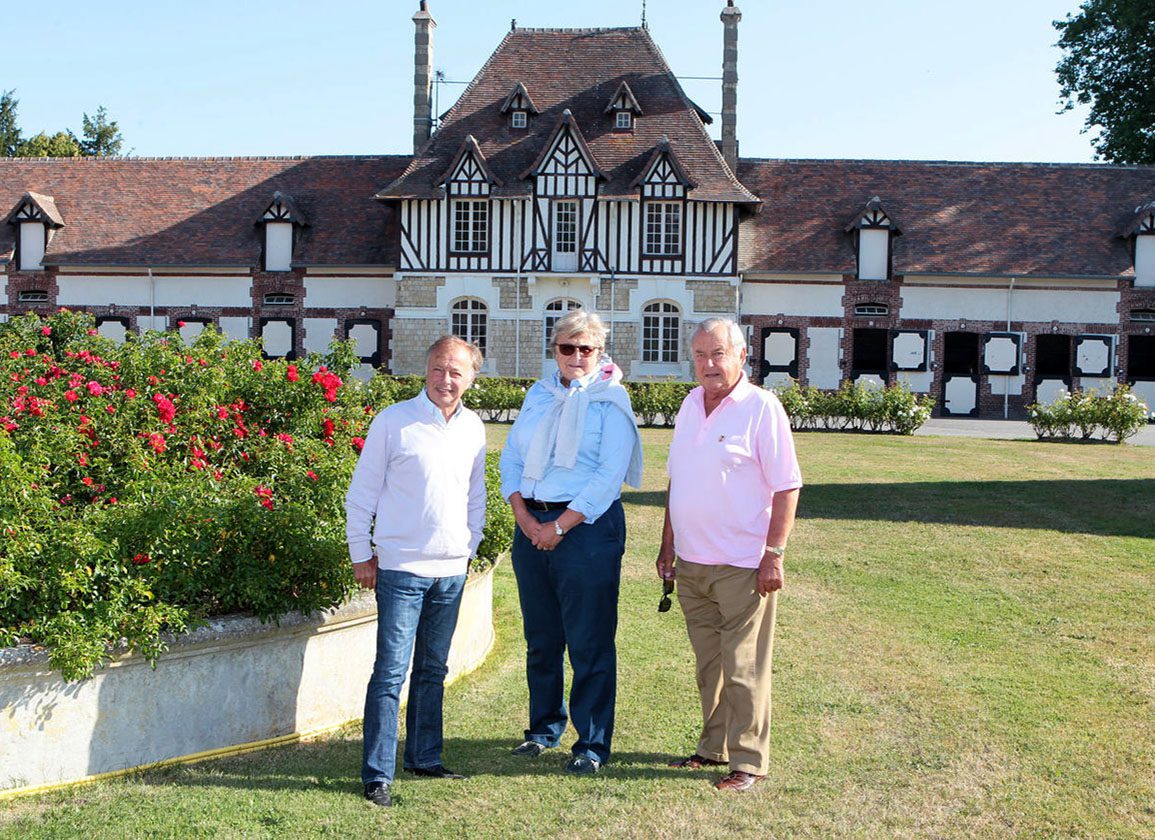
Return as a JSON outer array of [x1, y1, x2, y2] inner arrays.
[[720, 1, 741, 172], [413, 1, 437, 152]]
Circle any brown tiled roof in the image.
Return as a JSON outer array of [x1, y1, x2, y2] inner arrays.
[[737, 159, 1155, 278], [0, 156, 409, 267], [379, 27, 758, 205]]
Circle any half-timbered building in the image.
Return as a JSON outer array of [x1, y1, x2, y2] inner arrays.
[[2, 0, 1154, 417]]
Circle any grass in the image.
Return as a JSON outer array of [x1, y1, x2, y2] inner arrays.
[[2, 428, 1153, 839]]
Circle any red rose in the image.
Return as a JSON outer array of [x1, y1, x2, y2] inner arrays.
[[287, 364, 299, 382], [41, 326, 52, 336]]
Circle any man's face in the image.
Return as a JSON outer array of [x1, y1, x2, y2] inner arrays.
[[692, 327, 746, 397], [425, 344, 477, 415]]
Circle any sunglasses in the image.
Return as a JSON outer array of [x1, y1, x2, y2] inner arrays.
[[658, 577, 675, 613], [555, 343, 599, 357]]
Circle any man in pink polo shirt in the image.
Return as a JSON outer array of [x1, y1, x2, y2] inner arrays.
[[657, 317, 802, 792]]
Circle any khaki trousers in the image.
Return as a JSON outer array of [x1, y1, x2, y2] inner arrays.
[[676, 559, 777, 776]]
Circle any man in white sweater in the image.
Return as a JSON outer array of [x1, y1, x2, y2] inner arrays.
[[345, 335, 487, 808]]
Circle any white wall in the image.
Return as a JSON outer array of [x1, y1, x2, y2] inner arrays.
[[1135, 237, 1155, 288], [19, 223, 45, 271], [303, 318, 339, 354], [807, 327, 842, 389], [742, 282, 844, 317], [858, 229, 888, 280], [218, 317, 251, 341], [265, 223, 293, 272], [902, 285, 1119, 324], [57, 275, 252, 308], [304, 277, 396, 309]]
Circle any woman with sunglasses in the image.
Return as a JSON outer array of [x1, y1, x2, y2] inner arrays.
[[499, 309, 643, 776]]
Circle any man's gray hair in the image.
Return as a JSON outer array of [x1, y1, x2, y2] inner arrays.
[[552, 309, 608, 349], [426, 335, 484, 374], [692, 317, 746, 352]]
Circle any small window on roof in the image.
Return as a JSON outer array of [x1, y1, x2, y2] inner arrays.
[[511, 110, 527, 129], [18, 289, 49, 304], [615, 111, 632, 130], [855, 303, 889, 317], [263, 292, 295, 306]]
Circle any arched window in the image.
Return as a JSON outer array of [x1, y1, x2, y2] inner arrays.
[[642, 301, 680, 363], [544, 298, 582, 351], [451, 298, 488, 354]]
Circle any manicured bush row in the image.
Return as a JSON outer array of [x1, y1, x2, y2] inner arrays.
[[774, 379, 936, 435], [0, 311, 509, 680], [1027, 386, 1149, 443]]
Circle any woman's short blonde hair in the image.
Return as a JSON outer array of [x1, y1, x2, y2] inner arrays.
[[552, 309, 607, 349]]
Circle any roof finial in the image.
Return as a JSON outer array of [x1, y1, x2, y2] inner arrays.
[[511, 18, 516, 31], [641, 0, 647, 29]]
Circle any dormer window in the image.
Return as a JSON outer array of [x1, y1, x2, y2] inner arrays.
[[1123, 201, 1155, 288], [6, 191, 65, 272], [263, 293, 295, 306], [500, 82, 540, 129], [18, 289, 49, 304], [845, 196, 900, 281], [604, 80, 642, 132], [257, 191, 308, 273], [511, 110, 528, 129]]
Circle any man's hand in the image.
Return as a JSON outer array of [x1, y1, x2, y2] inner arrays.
[[530, 520, 564, 551], [756, 551, 784, 597], [353, 561, 377, 590], [656, 546, 676, 581]]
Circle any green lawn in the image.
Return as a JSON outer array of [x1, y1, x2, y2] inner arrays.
[[3, 429, 1153, 839]]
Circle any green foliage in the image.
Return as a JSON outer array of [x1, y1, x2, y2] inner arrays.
[[626, 381, 694, 427], [474, 451, 513, 570], [1028, 385, 1149, 442], [78, 106, 125, 157], [1055, 0, 1155, 163], [774, 379, 935, 435], [0, 310, 509, 680], [463, 376, 534, 421], [0, 90, 127, 158]]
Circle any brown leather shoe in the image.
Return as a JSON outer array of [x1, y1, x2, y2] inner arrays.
[[668, 753, 728, 769], [714, 770, 764, 791]]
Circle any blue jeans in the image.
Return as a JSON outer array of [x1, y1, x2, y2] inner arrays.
[[511, 499, 625, 765], [362, 568, 466, 786]]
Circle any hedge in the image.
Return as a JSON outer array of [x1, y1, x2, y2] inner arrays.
[[773, 379, 936, 435], [1027, 386, 1149, 443]]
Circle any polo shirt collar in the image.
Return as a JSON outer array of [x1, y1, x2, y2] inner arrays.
[[696, 374, 754, 408]]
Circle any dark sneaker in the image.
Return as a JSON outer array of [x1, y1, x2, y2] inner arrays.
[[511, 740, 548, 757], [563, 755, 601, 775], [403, 764, 467, 780], [363, 782, 392, 807]]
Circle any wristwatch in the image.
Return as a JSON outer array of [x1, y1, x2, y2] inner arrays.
[[554, 521, 566, 537], [764, 544, 786, 557]]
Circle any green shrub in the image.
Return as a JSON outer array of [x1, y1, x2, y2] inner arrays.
[[0, 311, 510, 680], [1028, 386, 1148, 443], [773, 379, 934, 435]]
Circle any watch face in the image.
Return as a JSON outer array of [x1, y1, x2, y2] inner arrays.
[[554, 522, 564, 535]]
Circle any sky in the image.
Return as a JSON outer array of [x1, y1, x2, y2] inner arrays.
[[4, 0, 1098, 163]]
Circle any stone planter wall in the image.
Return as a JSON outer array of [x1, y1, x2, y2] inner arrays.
[[0, 562, 496, 797]]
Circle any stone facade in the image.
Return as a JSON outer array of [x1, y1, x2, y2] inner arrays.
[[390, 317, 448, 374], [397, 276, 445, 308], [686, 278, 737, 314], [487, 318, 547, 379], [594, 277, 637, 312], [493, 276, 532, 310]]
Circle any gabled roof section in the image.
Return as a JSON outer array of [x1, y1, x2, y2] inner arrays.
[[377, 26, 757, 204], [520, 110, 605, 180], [630, 136, 697, 189], [604, 81, 642, 115], [6, 191, 66, 228], [259, 190, 310, 226], [1120, 200, 1155, 237], [844, 196, 900, 233], [0, 156, 409, 268], [737, 159, 1155, 278], [499, 81, 541, 115], [436, 135, 504, 187]]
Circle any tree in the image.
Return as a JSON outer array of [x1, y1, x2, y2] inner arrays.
[[0, 92, 127, 157], [19, 131, 83, 158], [1055, 0, 1155, 164], [0, 90, 22, 157], [79, 105, 125, 157]]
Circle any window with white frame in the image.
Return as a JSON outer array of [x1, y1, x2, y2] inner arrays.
[[263, 292, 295, 306], [644, 201, 682, 256], [452, 199, 489, 253], [17, 289, 49, 304], [451, 298, 488, 354], [642, 301, 680, 363], [615, 111, 632, 130], [554, 201, 577, 254], [544, 298, 582, 350], [511, 110, 527, 129], [854, 303, 889, 316]]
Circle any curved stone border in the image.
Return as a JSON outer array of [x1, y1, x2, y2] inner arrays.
[[0, 562, 497, 797]]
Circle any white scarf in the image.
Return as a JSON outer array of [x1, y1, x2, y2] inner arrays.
[[522, 361, 643, 488]]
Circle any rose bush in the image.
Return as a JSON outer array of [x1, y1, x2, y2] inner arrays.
[[773, 379, 936, 434], [0, 310, 508, 680], [1028, 385, 1149, 443]]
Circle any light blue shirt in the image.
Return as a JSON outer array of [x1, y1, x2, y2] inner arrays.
[[500, 370, 636, 524]]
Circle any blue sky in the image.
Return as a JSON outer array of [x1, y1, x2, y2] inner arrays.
[[5, 0, 1096, 162]]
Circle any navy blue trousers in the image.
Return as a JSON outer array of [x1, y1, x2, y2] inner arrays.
[[511, 499, 625, 765]]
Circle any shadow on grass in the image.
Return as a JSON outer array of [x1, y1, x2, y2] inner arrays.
[[798, 479, 1155, 538], [132, 738, 704, 795]]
